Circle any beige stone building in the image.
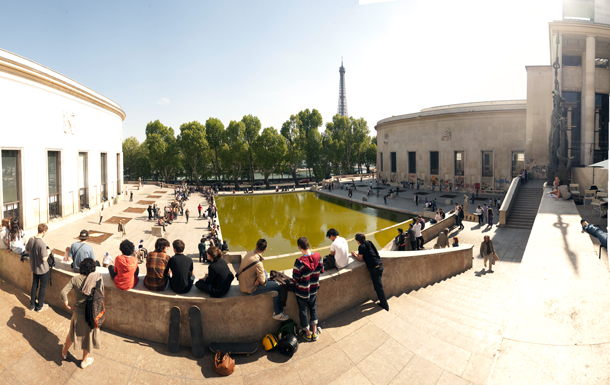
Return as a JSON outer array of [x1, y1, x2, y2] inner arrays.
[[377, 14, 609, 191]]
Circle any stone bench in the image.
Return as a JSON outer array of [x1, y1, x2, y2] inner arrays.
[[151, 226, 164, 237]]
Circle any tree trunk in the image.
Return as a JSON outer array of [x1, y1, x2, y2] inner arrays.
[[214, 149, 220, 181]]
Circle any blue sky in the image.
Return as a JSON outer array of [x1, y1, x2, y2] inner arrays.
[[1, 0, 562, 142]]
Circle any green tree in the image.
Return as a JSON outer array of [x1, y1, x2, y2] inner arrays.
[[325, 114, 353, 174], [205, 117, 225, 181], [254, 127, 287, 188], [177, 121, 208, 185], [297, 109, 323, 179], [280, 114, 303, 184], [220, 120, 248, 189], [351, 117, 370, 174], [122, 136, 141, 180], [145, 120, 180, 183], [241, 114, 261, 184], [364, 141, 377, 174]]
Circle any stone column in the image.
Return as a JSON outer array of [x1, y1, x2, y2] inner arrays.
[[583, 35, 596, 165]]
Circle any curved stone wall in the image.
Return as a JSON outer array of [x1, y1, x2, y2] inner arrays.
[[0, 241, 472, 346]]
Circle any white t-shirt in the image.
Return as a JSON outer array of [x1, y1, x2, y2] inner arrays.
[[330, 236, 349, 268], [103, 253, 114, 266], [413, 223, 422, 238]]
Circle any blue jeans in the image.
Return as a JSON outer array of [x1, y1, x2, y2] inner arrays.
[[296, 295, 317, 331], [584, 224, 607, 249], [250, 271, 282, 315]]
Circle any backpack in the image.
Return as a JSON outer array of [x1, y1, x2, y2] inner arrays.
[[278, 319, 298, 339], [84, 280, 106, 329]]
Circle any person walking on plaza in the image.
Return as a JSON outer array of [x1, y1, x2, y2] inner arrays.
[[118, 220, 126, 240], [147, 205, 153, 221], [185, 208, 190, 223], [482, 204, 488, 225], [60, 258, 101, 369], [293, 236, 324, 341], [238, 239, 288, 320], [27, 223, 50, 312], [99, 207, 104, 225], [198, 204, 202, 217], [480, 235, 497, 272], [130, 191, 133, 201], [351, 233, 389, 311]]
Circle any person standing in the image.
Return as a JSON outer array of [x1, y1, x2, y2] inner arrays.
[[482, 204, 488, 225], [147, 205, 153, 221], [60, 258, 101, 369], [197, 204, 202, 217], [396, 228, 406, 251], [457, 206, 465, 230], [99, 207, 104, 225], [415, 194, 419, 206], [198, 236, 207, 263], [185, 208, 190, 223], [293, 236, 324, 341], [27, 223, 50, 312], [480, 235, 496, 272], [351, 233, 388, 311], [117, 220, 126, 240], [471, 193, 475, 204], [413, 220, 423, 250], [476, 204, 483, 225], [129, 191, 133, 201], [487, 206, 494, 228]]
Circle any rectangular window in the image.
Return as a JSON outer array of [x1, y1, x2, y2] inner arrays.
[[79, 152, 88, 210], [454, 151, 464, 176], [2, 150, 21, 223], [562, 55, 582, 67], [48, 151, 61, 218], [408, 152, 416, 174], [482, 151, 494, 177], [512, 152, 525, 178], [390, 152, 397, 173], [430, 151, 439, 175], [380, 152, 384, 172], [563, 91, 582, 166], [100, 153, 107, 200], [594, 93, 609, 163]]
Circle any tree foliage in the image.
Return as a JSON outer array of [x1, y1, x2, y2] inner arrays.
[[254, 127, 287, 188], [177, 121, 208, 185]]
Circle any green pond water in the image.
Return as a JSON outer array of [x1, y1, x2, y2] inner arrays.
[[216, 192, 413, 271]]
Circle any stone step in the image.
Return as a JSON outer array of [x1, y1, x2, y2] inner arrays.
[[390, 299, 499, 359], [506, 219, 535, 225], [422, 283, 513, 315], [447, 274, 517, 289], [401, 294, 505, 336], [504, 224, 535, 229], [410, 289, 508, 327], [431, 277, 516, 300]]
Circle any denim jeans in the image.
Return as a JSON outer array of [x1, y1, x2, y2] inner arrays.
[[584, 224, 607, 249], [296, 295, 317, 331], [250, 271, 282, 315], [31, 271, 49, 310]]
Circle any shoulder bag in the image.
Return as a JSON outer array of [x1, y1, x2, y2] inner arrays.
[[213, 350, 235, 376]]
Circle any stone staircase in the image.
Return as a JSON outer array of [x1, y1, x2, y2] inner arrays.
[[505, 184, 543, 229], [377, 264, 520, 384]]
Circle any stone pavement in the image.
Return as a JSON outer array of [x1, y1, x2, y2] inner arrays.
[[0, 180, 606, 384]]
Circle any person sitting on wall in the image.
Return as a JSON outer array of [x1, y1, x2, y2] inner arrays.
[[5, 218, 28, 259], [164, 239, 194, 294], [325, 228, 350, 270], [65, 230, 98, 272], [238, 239, 288, 321], [108, 240, 139, 291], [581, 220, 607, 249], [435, 229, 450, 248], [195, 246, 234, 298], [549, 178, 571, 201], [144, 238, 171, 291]]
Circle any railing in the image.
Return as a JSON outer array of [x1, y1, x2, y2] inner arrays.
[[498, 177, 521, 226]]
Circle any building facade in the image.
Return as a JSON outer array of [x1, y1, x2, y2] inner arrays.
[[376, 17, 609, 191], [0, 49, 125, 231]]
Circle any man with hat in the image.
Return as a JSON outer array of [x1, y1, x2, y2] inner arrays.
[[325, 228, 349, 270], [65, 230, 97, 272]]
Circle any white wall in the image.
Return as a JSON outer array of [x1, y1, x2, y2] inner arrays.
[[0, 51, 124, 230]]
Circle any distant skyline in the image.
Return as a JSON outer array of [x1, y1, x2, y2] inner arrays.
[[1, 0, 562, 142]]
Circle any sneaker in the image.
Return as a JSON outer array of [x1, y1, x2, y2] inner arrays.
[[81, 356, 94, 369], [311, 327, 322, 341], [29, 306, 35, 311], [272, 312, 289, 321], [35, 304, 49, 313]]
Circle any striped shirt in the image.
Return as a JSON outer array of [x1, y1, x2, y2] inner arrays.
[[144, 252, 170, 291], [292, 252, 324, 299]]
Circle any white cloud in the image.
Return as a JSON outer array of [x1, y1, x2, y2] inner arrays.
[[157, 97, 170, 105]]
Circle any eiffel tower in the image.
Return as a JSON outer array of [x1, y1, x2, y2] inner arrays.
[[337, 58, 348, 117]]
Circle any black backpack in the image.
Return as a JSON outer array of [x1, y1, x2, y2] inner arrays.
[[84, 280, 106, 329]]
